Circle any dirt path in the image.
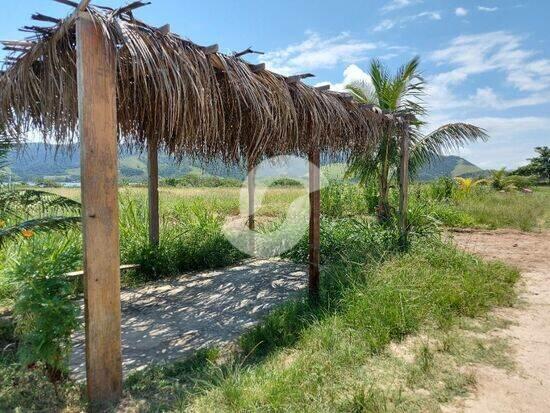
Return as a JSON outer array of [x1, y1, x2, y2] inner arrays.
[[451, 229, 550, 413]]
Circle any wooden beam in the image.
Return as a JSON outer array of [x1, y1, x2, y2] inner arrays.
[[31, 13, 62, 24], [53, 0, 79, 7], [201, 44, 219, 55], [308, 148, 321, 303], [315, 84, 330, 91], [247, 156, 256, 254], [157, 24, 170, 35], [398, 131, 410, 249], [248, 63, 265, 73], [147, 138, 160, 246], [234, 47, 264, 58], [77, 11, 122, 407], [52, 0, 91, 44], [286, 73, 315, 84]]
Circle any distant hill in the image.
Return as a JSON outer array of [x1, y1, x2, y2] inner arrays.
[[5, 143, 243, 183], [416, 155, 488, 181], [3, 144, 486, 183]]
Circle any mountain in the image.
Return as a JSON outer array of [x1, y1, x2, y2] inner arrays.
[[5, 143, 243, 183], [416, 155, 487, 181], [3, 144, 486, 183]]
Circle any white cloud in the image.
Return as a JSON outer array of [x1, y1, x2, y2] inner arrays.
[[455, 7, 468, 16], [431, 32, 550, 92], [315, 64, 372, 92], [262, 32, 378, 75], [478, 6, 498, 12], [373, 11, 441, 32], [381, 0, 422, 13]]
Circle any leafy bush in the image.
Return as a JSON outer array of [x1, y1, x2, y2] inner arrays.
[[504, 174, 537, 189], [269, 177, 304, 187], [161, 174, 241, 188], [9, 234, 81, 382], [428, 177, 457, 201]]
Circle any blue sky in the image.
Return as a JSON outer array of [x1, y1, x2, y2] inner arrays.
[[1, 0, 549, 168]]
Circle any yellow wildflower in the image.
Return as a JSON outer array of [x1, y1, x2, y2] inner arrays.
[[21, 229, 34, 238]]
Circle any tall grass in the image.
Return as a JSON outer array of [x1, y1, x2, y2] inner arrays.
[[123, 235, 518, 411]]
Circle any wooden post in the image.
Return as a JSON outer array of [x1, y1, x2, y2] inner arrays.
[[247, 158, 255, 232], [308, 148, 321, 303], [399, 131, 410, 249], [77, 11, 122, 407], [147, 138, 160, 246]]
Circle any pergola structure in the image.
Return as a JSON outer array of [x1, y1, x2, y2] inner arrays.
[[0, 0, 410, 406]]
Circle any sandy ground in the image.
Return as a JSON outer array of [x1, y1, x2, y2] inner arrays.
[[70, 258, 306, 380], [451, 229, 550, 413]]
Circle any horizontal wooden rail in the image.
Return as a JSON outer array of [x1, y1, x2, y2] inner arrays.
[[64, 264, 140, 279]]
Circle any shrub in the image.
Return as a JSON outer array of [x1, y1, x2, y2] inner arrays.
[[504, 174, 537, 189], [428, 177, 457, 201], [269, 177, 303, 187], [9, 234, 81, 382]]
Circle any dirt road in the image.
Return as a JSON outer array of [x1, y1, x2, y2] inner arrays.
[[451, 229, 550, 413]]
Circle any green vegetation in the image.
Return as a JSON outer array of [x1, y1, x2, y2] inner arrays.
[[123, 235, 518, 411], [162, 173, 242, 188], [512, 146, 550, 183], [346, 56, 487, 221], [1, 146, 545, 410]]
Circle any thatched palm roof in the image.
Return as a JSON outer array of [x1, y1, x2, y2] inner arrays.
[[0, 1, 405, 163]]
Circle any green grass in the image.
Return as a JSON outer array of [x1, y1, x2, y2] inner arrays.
[[0, 182, 530, 411], [409, 185, 550, 231], [119, 237, 518, 412]]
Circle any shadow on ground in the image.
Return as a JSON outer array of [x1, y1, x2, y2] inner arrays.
[[70, 258, 306, 379]]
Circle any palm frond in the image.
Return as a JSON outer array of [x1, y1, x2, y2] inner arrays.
[[0, 189, 81, 221], [0, 216, 80, 247], [410, 123, 488, 173]]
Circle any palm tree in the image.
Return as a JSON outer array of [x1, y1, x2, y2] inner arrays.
[[346, 57, 488, 222], [0, 137, 81, 246]]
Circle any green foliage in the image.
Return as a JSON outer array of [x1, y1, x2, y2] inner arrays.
[[490, 168, 508, 190], [345, 57, 487, 222], [9, 235, 81, 381], [268, 177, 303, 187], [427, 177, 457, 201], [161, 173, 241, 188], [119, 195, 246, 282], [320, 178, 374, 218], [182, 239, 518, 411], [512, 146, 550, 182]]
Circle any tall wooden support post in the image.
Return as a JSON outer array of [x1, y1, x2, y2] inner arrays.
[[77, 12, 123, 406], [247, 157, 256, 254], [308, 148, 321, 303], [399, 131, 410, 249], [148, 138, 160, 246]]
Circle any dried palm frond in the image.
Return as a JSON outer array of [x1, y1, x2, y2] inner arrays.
[[0, 4, 397, 164]]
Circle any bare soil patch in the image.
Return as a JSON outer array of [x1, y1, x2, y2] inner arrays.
[[450, 229, 550, 412]]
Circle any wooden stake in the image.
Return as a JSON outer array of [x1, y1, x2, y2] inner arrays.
[[308, 148, 321, 303], [399, 131, 410, 249], [147, 138, 160, 246], [77, 11, 122, 407], [247, 157, 256, 254]]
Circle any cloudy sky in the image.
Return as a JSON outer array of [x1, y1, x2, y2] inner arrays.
[[1, 0, 549, 168]]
